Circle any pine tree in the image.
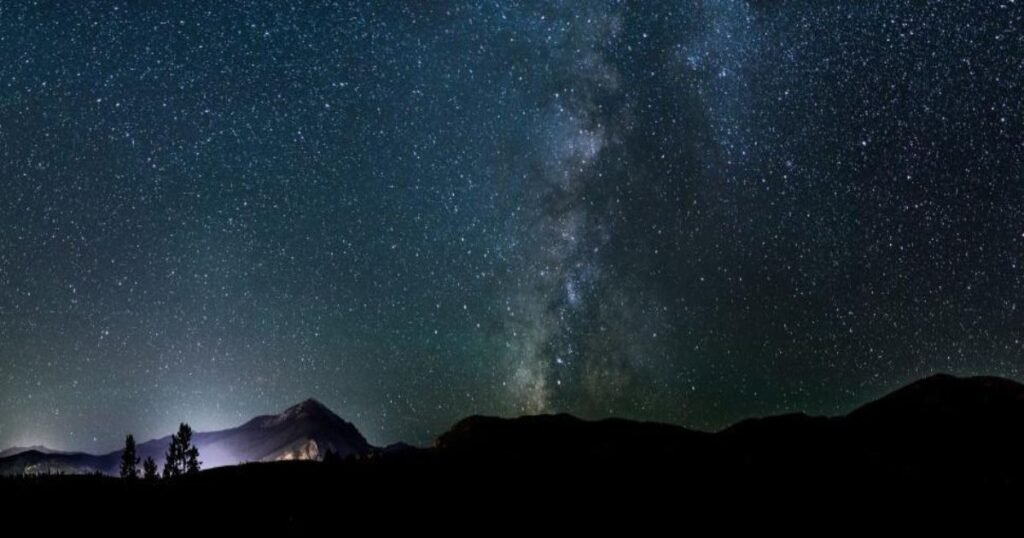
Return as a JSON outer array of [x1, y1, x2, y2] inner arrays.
[[119, 434, 140, 480], [162, 430, 182, 478], [142, 456, 159, 481], [185, 444, 201, 474], [162, 422, 201, 478]]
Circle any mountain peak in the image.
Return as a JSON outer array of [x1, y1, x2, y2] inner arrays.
[[237, 398, 348, 431], [282, 398, 331, 417], [300, 397, 327, 408]]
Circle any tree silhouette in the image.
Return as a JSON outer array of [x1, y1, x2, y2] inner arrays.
[[162, 422, 201, 478], [119, 434, 140, 480], [185, 446, 201, 474], [162, 431, 180, 478], [142, 456, 158, 481]]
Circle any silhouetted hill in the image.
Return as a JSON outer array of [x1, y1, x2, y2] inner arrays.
[[428, 374, 1024, 487], [831, 374, 1024, 485], [847, 373, 1024, 427], [4, 374, 1024, 505]]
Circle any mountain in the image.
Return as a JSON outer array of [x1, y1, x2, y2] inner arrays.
[[0, 449, 112, 477], [0, 445, 68, 459], [5, 374, 1024, 487], [430, 374, 1024, 486], [846, 373, 1024, 427], [831, 374, 1024, 482], [0, 398, 371, 476]]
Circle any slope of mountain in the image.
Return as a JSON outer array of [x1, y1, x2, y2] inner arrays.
[[0, 398, 371, 476]]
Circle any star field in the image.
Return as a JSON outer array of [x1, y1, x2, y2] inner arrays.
[[1, 1, 1022, 451]]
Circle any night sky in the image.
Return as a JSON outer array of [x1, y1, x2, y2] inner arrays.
[[1, 1, 1022, 452]]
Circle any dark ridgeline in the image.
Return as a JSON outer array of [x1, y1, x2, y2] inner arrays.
[[427, 373, 1024, 489], [2, 374, 1023, 521]]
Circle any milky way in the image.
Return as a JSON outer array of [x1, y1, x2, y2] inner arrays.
[[1, 1, 1022, 451]]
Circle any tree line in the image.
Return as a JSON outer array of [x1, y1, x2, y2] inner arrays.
[[119, 422, 201, 480]]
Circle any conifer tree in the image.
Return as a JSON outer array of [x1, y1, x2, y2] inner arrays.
[[182, 423, 201, 474], [119, 434, 140, 480], [142, 456, 158, 481], [162, 422, 201, 477]]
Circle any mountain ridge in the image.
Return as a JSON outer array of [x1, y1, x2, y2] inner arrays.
[[0, 398, 372, 476], [5, 373, 1024, 483]]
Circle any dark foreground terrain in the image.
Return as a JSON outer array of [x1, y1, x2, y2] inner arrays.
[[3, 374, 1023, 524]]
